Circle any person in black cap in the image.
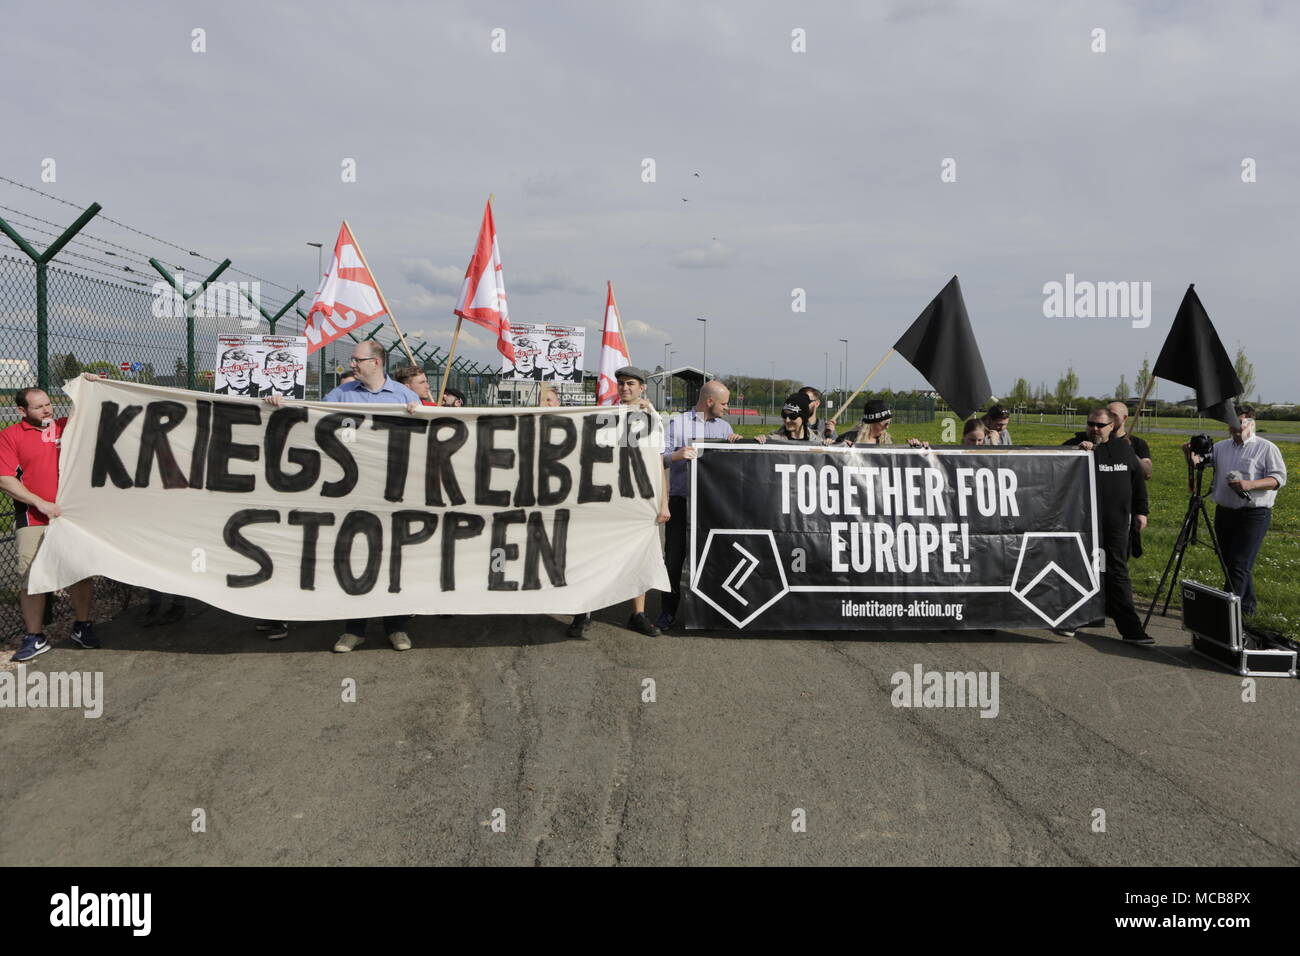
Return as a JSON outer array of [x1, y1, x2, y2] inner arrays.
[[568, 365, 669, 638], [830, 399, 894, 446], [757, 393, 820, 444], [981, 404, 1013, 446]]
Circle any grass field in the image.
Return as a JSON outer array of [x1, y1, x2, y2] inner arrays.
[[1015, 413, 1300, 435], [733, 419, 1299, 639]]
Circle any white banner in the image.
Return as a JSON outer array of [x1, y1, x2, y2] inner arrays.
[[30, 378, 669, 619]]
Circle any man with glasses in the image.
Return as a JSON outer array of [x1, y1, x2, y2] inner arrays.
[[264, 340, 420, 652], [1183, 405, 1286, 618], [1061, 408, 1152, 644]]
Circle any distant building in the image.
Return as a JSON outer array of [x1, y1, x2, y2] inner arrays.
[[0, 358, 33, 390]]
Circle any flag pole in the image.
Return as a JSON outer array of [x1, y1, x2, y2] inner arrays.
[[1130, 374, 1157, 436], [438, 319, 463, 405], [439, 193, 492, 405], [609, 280, 629, 358], [344, 219, 417, 367], [830, 348, 895, 426]]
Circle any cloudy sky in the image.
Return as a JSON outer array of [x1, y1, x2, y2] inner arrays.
[[3, 0, 1297, 402]]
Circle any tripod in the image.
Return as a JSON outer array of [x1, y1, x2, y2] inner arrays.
[[1144, 461, 1231, 627]]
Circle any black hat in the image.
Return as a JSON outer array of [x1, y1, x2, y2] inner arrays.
[[781, 393, 811, 420], [985, 404, 1010, 419], [861, 399, 892, 423], [614, 366, 648, 384]]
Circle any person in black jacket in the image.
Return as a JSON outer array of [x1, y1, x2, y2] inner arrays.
[[1061, 407, 1153, 644]]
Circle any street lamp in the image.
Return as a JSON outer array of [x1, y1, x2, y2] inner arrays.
[[696, 317, 707, 384], [770, 360, 775, 421], [839, 337, 849, 412], [307, 241, 324, 395], [663, 341, 672, 408], [668, 349, 677, 408]]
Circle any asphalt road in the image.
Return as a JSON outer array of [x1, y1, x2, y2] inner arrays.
[[1, 604, 1297, 866]]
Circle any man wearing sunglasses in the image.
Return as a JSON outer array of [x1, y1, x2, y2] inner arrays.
[[1061, 407, 1152, 644]]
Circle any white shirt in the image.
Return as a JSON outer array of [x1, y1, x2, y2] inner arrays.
[[1210, 434, 1287, 510]]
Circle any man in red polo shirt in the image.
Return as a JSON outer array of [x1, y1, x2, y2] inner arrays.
[[0, 387, 96, 661]]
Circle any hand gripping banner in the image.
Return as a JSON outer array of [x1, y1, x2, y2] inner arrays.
[[682, 445, 1102, 630], [30, 378, 669, 619]]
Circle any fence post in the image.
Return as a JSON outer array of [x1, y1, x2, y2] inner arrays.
[[0, 202, 102, 390], [149, 257, 231, 389], [240, 287, 304, 334]]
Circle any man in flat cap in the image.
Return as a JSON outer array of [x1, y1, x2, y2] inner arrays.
[[569, 366, 670, 638]]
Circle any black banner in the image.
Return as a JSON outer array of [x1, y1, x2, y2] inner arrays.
[[682, 445, 1103, 630]]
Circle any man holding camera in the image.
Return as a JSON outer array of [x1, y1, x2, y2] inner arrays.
[[1184, 405, 1287, 617]]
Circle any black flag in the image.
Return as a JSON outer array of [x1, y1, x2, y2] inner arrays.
[[1152, 285, 1243, 428], [893, 275, 992, 420]]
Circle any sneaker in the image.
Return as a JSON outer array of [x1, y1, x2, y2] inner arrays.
[[69, 622, 100, 649], [1123, 633, 1156, 645], [1051, 628, 1076, 638], [12, 634, 50, 662], [333, 633, 364, 653], [264, 621, 289, 640], [654, 611, 673, 630], [388, 630, 411, 651], [626, 612, 661, 636], [567, 613, 591, 639]]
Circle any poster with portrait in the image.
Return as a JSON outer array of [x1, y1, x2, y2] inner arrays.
[[501, 323, 585, 383], [213, 334, 307, 399]]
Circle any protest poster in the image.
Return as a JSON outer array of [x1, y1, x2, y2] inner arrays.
[[501, 324, 585, 384], [213, 334, 308, 399]]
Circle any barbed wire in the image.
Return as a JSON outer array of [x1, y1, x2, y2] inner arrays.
[[0, 175, 301, 295]]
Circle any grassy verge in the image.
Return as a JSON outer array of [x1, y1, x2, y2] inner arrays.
[[732, 420, 1299, 639]]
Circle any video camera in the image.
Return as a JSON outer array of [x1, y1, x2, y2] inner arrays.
[[1188, 434, 1214, 457]]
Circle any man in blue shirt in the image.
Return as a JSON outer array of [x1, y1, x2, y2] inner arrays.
[[657, 380, 741, 628], [264, 339, 421, 651]]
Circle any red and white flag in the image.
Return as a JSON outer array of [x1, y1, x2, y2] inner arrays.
[[303, 222, 387, 355], [596, 281, 631, 405], [454, 200, 514, 361]]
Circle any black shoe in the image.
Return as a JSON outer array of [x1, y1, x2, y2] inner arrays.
[[158, 604, 186, 625], [69, 621, 100, 649], [1123, 633, 1155, 645], [567, 614, 591, 638], [264, 620, 289, 640], [626, 612, 661, 636]]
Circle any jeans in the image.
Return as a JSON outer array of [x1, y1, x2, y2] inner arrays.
[[1101, 526, 1145, 640], [660, 496, 689, 620], [1213, 506, 1271, 615], [345, 616, 411, 637]]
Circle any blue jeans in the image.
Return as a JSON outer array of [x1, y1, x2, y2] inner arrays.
[[1213, 506, 1271, 616]]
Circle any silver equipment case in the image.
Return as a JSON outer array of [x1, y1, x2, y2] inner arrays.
[[1180, 580, 1297, 678]]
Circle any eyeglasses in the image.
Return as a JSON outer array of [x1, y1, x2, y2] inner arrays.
[[1086, 421, 1111, 429], [349, 356, 378, 365], [781, 413, 802, 420]]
